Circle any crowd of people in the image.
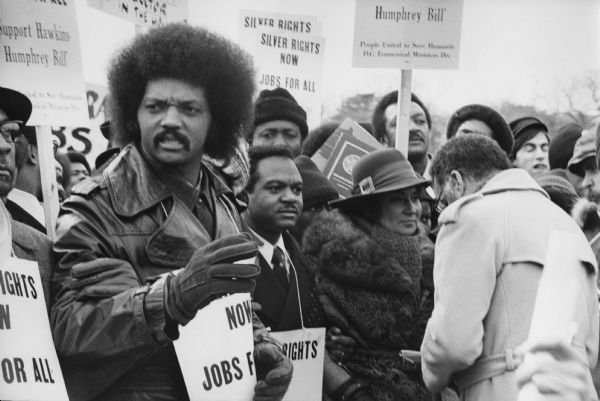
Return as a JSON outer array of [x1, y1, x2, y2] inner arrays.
[[2, 22, 600, 401]]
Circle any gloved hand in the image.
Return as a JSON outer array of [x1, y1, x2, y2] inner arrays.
[[69, 257, 140, 301], [165, 233, 260, 325], [253, 329, 293, 401]]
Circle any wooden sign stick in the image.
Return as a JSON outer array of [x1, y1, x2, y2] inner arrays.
[[36, 125, 59, 240], [395, 69, 412, 156]]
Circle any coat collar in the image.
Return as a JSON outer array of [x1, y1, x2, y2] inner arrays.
[[440, 169, 548, 224], [104, 144, 236, 217]]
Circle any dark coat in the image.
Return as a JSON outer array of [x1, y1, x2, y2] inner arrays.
[[12, 219, 52, 309], [51, 144, 244, 401], [303, 210, 431, 401], [249, 230, 325, 331]]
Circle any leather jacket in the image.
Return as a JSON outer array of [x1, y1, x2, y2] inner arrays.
[[51, 144, 244, 401]]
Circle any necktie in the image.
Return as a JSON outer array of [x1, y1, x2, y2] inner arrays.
[[271, 246, 289, 289]]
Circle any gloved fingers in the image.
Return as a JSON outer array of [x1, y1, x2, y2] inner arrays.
[[192, 233, 257, 260], [254, 341, 285, 365], [209, 263, 261, 280], [204, 241, 259, 265], [194, 278, 257, 305], [253, 380, 290, 399], [70, 258, 132, 278]]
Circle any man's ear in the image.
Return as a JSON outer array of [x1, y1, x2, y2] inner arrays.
[[449, 170, 465, 196], [28, 144, 38, 166]]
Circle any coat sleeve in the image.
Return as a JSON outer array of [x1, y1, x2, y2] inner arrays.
[[50, 193, 171, 365], [420, 206, 502, 392]]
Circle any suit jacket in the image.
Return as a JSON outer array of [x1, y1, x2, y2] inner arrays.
[[249, 229, 323, 331], [12, 219, 53, 309]]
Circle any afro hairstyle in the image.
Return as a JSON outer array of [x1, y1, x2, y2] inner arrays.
[[371, 91, 431, 143], [107, 23, 256, 161]]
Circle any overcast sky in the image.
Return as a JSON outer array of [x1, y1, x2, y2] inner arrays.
[[76, 0, 600, 118]]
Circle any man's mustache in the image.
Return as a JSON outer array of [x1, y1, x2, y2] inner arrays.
[[153, 130, 191, 150]]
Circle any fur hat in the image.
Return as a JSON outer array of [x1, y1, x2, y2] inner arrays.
[[252, 88, 308, 140], [550, 123, 582, 169], [294, 155, 339, 209], [568, 128, 596, 177], [331, 148, 428, 208], [371, 91, 431, 143], [509, 116, 549, 159], [446, 104, 513, 155], [0, 87, 32, 124]]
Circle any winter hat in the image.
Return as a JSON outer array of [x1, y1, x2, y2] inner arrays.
[[252, 88, 308, 140], [509, 116, 549, 159], [331, 148, 429, 208], [371, 91, 431, 143], [0, 86, 32, 124], [301, 121, 341, 157], [294, 155, 339, 209], [549, 123, 583, 169], [568, 128, 596, 176], [535, 171, 578, 213], [446, 104, 513, 155]]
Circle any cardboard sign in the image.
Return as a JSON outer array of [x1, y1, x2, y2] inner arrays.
[[0, 0, 88, 126], [238, 10, 325, 128], [0, 258, 69, 401], [174, 293, 256, 401], [87, 0, 188, 27], [311, 119, 383, 198], [270, 328, 326, 401], [353, 0, 464, 69]]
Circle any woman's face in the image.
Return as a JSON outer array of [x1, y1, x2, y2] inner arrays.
[[374, 187, 422, 235]]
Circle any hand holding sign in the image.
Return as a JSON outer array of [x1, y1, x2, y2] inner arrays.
[[165, 233, 260, 325]]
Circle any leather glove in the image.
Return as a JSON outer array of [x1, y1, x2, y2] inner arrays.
[[165, 233, 260, 325], [326, 326, 357, 364], [253, 329, 293, 401], [69, 258, 140, 301]]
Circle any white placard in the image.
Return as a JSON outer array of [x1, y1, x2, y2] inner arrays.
[[0, 0, 88, 126], [270, 328, 326, 401], [0, 258, 69, 401], [174, 293, 256, 401], [87, 0, 188, 27], [238, 10, 325, 128], [353, 0, 464, 69]]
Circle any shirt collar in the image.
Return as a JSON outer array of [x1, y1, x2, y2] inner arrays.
[[248, 227, 287, 266]]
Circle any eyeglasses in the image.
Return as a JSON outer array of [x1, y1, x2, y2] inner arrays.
[[0, 120, 24, 144]]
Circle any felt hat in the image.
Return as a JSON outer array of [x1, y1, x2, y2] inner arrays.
[[294, 155, 339, 208], [509, 116, 549, 158], [0, 87, 32, 124], [568, 128, 596, 176], [331, 148, 428, 208], [252, 88, 308, 140], [446, 104, 513, 154], [550, 123, 582, 169]]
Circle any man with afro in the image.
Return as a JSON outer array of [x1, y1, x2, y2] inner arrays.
[[51, 23, 292, 401]]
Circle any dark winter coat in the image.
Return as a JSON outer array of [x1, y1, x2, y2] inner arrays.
[[303, 209, 432, 401]]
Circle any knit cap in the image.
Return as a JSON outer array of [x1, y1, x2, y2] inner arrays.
[[509, 116, 549, 159], [294, 155, 339, 209], [550, 123, 583, 169], [252, 88, 308, 140], [446, 104, 514, 155], [568, 128, 596, 176], [535, 172, 577, 197]]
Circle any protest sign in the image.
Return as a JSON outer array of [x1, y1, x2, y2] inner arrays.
[[353, 0, 464, 69], [270, 328, 325, 401], [87, 0, 188, 27], [0, 0, 88, 126], [53, 82, 110, 169], [312, 119, 383, 198], [174, 293, 256, 401], [238, 10, 325, 128], [0, 258, 69, 401]]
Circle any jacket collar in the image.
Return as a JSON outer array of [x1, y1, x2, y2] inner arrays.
[[104, 144, 236, 217], [440, 169, 548, 224]]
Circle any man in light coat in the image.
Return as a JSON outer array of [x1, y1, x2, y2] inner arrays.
[[421, 135, 599, 401]]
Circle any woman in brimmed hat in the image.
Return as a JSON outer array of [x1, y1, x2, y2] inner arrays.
[[303, 148, 435, 401]]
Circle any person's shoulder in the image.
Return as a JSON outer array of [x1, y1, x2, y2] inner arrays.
[[12, 219, 51, 256], [69, 174, 107, 199]]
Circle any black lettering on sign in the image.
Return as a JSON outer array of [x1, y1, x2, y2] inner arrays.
[[1, 357, 27, 383], [32, 357, 55, 383], [68, 127, 92, 154], [202, 357, 246, 390], [0, 304, 10, 329], [225, 299, 252, 330], [246, 351, 254, 376]]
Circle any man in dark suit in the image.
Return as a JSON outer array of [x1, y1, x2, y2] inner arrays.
[[243, 146, 375, 401], [0, 86, 53, 309]]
